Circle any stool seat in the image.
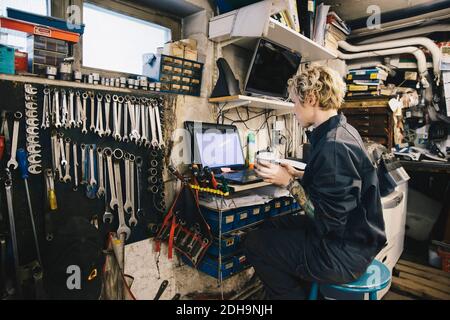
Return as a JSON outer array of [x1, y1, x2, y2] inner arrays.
[[309, 260, 391, 300]]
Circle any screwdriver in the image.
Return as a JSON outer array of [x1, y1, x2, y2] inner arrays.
[[17, 148, 43, 267]]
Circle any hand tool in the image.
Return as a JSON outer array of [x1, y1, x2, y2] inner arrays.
[[26, 135, 39, 145], [112, 95, 121, 141], [140, 102, 147, 145], [25, 101, 38, 110], [17, 149, 43, 268], [104, 94, 112, 136], [89, 144, 97, 186], [174, 219, 186, 242], [135, 156, 144, 218], [127, 99, 136, 142], [102, 158, 113, 224], [61, 89, 68, 128], [95, 94, 104, 137], [73, 142, 79, 191], [25, 110, 38, 119], [191, 238, 209, 264], [118, 96, 124, 141], [1, 111, 10, 158], [68, 90, 76, 128], [24, 83, 38, 95], [153, 280, 169, 300], [144, 104, 151, 148], [62, 138, 71, 183], [50, 131, 57, 173], [75, 91, 82, 127], [80, 143, 87, 184], [149, 185, 159, 194], [123, 97, 129, 143], [128, 154, 138, 227], [148, 103, 159, 148], [25, 126, 39, 135], [44, 169, 56, 242], [113, 148, 131, 240], [53, 90, 61, 128], [171, 293, 181, 300], [26, 118, 39, 127], [0, 136, 5, 162], [154, 103, 164, 148], [179, 227, 193, 247], [28, 153, 42, 164], [4, 169, 23, 297], [7, 112, 22, 170], [186, 224, 201, 253], [96, 147, 105, 197], [123, 153, 132, 213], [104, 148, 118, 209], [89, 92, 95, 131], [25, 95, 36, 102], [134, 102, 141, 145], [41, 88, 50, 129], [81, 92, 88, 134]]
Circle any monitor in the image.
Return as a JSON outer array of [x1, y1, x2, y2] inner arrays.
[[185, 122, 245, 169], [244, 38, 302, 98]]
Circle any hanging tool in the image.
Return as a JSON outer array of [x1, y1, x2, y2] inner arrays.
[[7, 112, 22, 170], [4, 169, 22, 297], [44, 169, 56, 241], [17, 149, 43, 268], [153, 280, 169, 300], [171, 293, 181, 300]]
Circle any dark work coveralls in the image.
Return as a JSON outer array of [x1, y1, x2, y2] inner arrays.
[[244, 114, 387, 300]]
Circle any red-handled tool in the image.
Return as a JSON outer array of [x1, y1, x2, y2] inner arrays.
[[0, 136, 4, 161]]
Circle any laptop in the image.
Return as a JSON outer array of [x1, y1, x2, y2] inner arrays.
[[185, 121, 263, 185]]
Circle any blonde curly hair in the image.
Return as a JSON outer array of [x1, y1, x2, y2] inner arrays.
[[287, 65, 346, 110]]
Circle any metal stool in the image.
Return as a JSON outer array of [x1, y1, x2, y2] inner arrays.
[[308, 260, 391, 300]]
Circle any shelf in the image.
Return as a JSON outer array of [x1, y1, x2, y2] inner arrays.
[[0, 74, 165, 96], [209, 95, 293, 116], [209, 9, 337, 62]]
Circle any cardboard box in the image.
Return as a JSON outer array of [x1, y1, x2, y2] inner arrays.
[[163, 41, 184, 58], [180, 38, 197, 50], [184, 47, 198, 61]]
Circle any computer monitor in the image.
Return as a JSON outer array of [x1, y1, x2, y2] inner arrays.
[[185, 122, 245, 170], [244, 38, 302, 98]]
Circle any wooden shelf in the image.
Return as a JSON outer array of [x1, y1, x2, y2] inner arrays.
[[209, 11, 337, 62], [0, 74, 165, 96], [209, 95, 293, 115]]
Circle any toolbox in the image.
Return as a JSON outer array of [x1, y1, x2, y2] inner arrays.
[[0, 44, 15, 75], [27, 34, 70, 76]]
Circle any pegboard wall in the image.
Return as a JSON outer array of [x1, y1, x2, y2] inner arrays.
[[0, 79, 170, 269]]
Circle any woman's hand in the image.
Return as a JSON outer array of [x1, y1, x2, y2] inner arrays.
[[280, 163, 304, 180], [254, 160, 293, 187]]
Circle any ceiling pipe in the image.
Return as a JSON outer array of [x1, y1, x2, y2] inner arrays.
[[338, 38, 441, 84], [337, 46, 430, 88]]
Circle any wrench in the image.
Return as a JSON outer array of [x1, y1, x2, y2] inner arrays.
[[61, 89, 68, 128], [123, 97, 129, 143], [128, 154, 137, 227], [82, 92, 89, 134], [80, 144, 87, 185], [25, 95, 37, 102], [154, 103, 164, 148], [112, 95, 121, 141], [102, 157, 113, 224], [68, 90, 76, 128], [63, 138, 71, 183], [89, 144, 97, 186], [28, 153, 42, 164], [113, 149, 131, 240], [26, 110, 38, 119], [95, 94, 104, 136], [75, 91, 82, 127], [104, 148, 118, 209], [96, 147, 105, 197], [27, 144, 42, 155], [50, 131, 58, 173], [27, 135, 40, 144], [123, 153, 132, 214], [4, 169, 22, 297], [26, 126, 39, 135], [191, 238, 209, 264], [54, 90, 61, 128], [135, 156, 144, 218], [25, 102, 38, 110], [24, 83, 38, 95], [148, 103, 159, 148], [41, 88, 50, 129], [26, 118, 39, 127], [58, 133, 66, 167], [140, 101, 147, 145], [187, 224, 201, 252], [89, 92, 95, 131], [73, 142, 79, 191], [28, 164, 42, 175], [104, 94, 112, 136], [7, 112, 22, 170]]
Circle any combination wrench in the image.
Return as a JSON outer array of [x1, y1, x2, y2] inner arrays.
[[123, 97, 129, 143], [104, 148, 118, 209], [128, 154, 138, 227], [104, 94, 112, 136], [102, 156, 113, 224], [73, 142, 79, 191], [7, 112, 22, 170], [89, 144, 97, 186], [68, 90, 76, 128], [123, 153, 132, 214], [148, 103, 159, 148], [89, 92, 95, 131], [96, 147, 105, 197], [112, 95, 121, 141], [63, 138, 71, 183], [135, 156, 144, 218], [41, 88, 50, 129], [53, 90, 61, 128], [81, 92, 89, 134], [95, 94, 104, 136], [80, 143, 87, 185], [61, 89, 68, 128], [154, 103, 164, 148], [113, 149, 131, 240]]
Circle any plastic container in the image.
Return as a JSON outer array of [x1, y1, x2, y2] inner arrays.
[[207, 231, 244, 256], [278, 197, 293, 215], [201, 207, 235, 234], [0, 45, 15, 74], [234, 207, 250, 228], [182, 254, 235, 279]]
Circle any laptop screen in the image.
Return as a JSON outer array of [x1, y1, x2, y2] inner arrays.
[[194, 130, 245, 169]]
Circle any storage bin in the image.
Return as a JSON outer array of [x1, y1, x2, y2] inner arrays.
[[0, 45, 15, 74], [182, 254, 235, 280], [201, 206, 235, 234], [234, 208, 250, 228], [207, 231, 244, 256]]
